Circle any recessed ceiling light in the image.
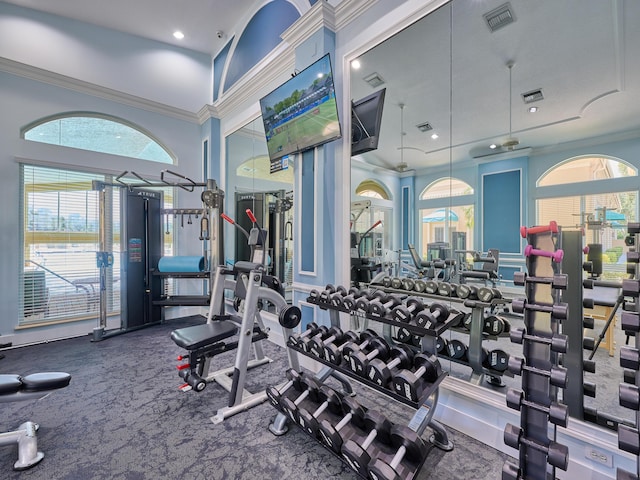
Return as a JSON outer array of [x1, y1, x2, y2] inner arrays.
[[528, 106, 539, 113], [173, 31, 184, 40], [489, 144, 498, 149], [431, 133, 439, 140], [352, 60, 361, 70]]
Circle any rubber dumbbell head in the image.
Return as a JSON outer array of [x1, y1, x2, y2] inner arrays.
[[369, 294, 403, 319], [391, 298, 425, 323], [323, 330, 359, 365], [510, 328, 568, 353], [392, 354, 442, 402], [287, 322, 319, 348], [508, 356, 568, 388], [367, 425, 428, 480], [280, 376, 322, 423], [297, 385, 343, 436], [506, 388, 568, 427], [415, 303, 450, 329], [511, 297, 568, 320], [307, 327, 344, 359], [317, 396, 366, 453], [503, 423, 568, 470], [266, 369, 304, 409], [446, 339, 467, 360], [485, 349, 509, 372], [341, 410, 393, 476], [348, 337, 390, 376], [366, 345, 415, 387]]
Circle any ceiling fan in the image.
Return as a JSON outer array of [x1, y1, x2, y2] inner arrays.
[[394, 103, 409, 171], [470, 61, 530, 158]]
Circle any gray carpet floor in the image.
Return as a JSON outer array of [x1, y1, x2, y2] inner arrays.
[[0, 316, 513, 479]]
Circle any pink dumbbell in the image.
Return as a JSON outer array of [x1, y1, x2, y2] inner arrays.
[[524, 244, 564, 263], [520, 221, 559, 238]]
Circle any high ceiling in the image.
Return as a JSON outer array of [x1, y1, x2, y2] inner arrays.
[[1, 0, 259, 55], [4, 0, 640, 173]]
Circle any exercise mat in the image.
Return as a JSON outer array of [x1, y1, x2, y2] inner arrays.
[[158, 256, 205, 272]]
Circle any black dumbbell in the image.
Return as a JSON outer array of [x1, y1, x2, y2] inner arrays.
[[321, 330, 359, 365], [514, 272, 567, 289], [485, 349, 509, 372], [503, 423, 568, 470], [324, 330, 374, 366], [369, 294, 404, 318], [348, 336, 391, 376], [297, 385, 343, 436], [342, 288, 368, 311], [505, 388, 568, 427], [390, 277, 403, 289], [319, 284, 347, 304], [366, 344, 415, 387], [511, 297, 568, 319], [341, 410, 393, 477], [413, 279, 426, 293], [446, 339, 467, 360], [456, 283, 477, 299], [266, 369, 305, 409], [415, 303, 450, 329], [392, 353, 442, 401], [437, 282, 456, 297], [424, 280, 438, 294], [508, 356, 568, 388], [308, 289, 321, 303], [287, 322, 320, 348], [477, 287, 502, 303], [483, 315, 509, 335], [436, 336, 449, 355], [308, 327, 344, 359], [510, 328, 567, 353], [280, 376, 322, 423], [355, 291, 385, 313], [462, 312, 473, 331], [368, 425, 428, 480], [395, 327, 421, 346], [391, 298, 425, 323], [317, 396, 367, 453], [178, 369, 207, 392], [400, 278, 415, 291], [300, 326, 330, 352]]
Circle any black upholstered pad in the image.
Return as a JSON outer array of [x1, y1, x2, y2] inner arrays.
[[461, 271, 490, 279], [0, 374, 22, 394], [170, 321, 237, 350], [21, 372, 71, 391]]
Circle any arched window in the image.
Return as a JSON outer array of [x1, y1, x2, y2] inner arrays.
[[355, 179, 391, 200], [420, 177, 474, 200], [536, 155, 637, 280], [537, 155, 636, 186], [22, 113, 175, 164]]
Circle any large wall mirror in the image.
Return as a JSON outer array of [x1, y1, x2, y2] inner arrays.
[[225, 117, 295, 300], [349, 0, 640, 431]]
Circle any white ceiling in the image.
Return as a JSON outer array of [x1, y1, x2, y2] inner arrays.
[[1, 0, 258, 55], [350, 0, 640, 171], [4, 0, 640, 173]]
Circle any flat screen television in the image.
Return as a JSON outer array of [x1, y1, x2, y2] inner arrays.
[[259, 53, 341, 161], [351, 88, 386, 156]]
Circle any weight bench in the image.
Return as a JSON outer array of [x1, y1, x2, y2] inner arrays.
[[0, 372, 71, 470], [459, 248, 500, 287]]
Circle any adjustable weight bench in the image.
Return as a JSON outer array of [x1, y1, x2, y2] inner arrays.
[[0, 372, 71, 470]]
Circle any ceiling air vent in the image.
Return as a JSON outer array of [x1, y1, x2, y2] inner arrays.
[[484, 3, 515, 33], [521, 89, 544, 104], [363, 72, 385, 88], [416, 122, 433, 132]]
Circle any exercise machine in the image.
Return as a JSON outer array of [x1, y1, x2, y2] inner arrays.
[[0, 372, 71, 470], [170, 209, 301, 423], [91, 170, 224, 341]]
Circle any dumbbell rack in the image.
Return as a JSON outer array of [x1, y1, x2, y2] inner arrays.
[[365, 283, 512, 385], [617, 222, 640, 480], [271, 288, 455, 480], [503, 223, 570, 480]]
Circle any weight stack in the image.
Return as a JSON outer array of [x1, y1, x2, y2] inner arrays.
[[503, 222, 570, 480], [617, 223, 640, 480]]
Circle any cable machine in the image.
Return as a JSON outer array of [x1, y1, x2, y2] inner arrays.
[[91, 170, 224, 341]]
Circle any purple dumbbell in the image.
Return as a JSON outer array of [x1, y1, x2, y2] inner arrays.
[[524, 244, 564, 263]]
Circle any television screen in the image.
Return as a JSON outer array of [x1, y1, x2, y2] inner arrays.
[[260, 53, 341, 161], [351, 88, 386, 156]]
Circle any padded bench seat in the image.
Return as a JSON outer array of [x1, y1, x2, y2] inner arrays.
[[460, 271, 491, 280], [171, 321, 238, 351], [0, 372, 71, 396]]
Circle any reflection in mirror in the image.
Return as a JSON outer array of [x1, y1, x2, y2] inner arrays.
[[225, 118, 295, 300], [349, 0, 640, 431]]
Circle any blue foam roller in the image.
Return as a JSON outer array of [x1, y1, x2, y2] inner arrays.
[[157, 256, 205, 273]]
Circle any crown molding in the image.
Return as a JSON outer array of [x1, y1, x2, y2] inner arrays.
[[0, 57, 199, 123], [334, 0, 379, 31]]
